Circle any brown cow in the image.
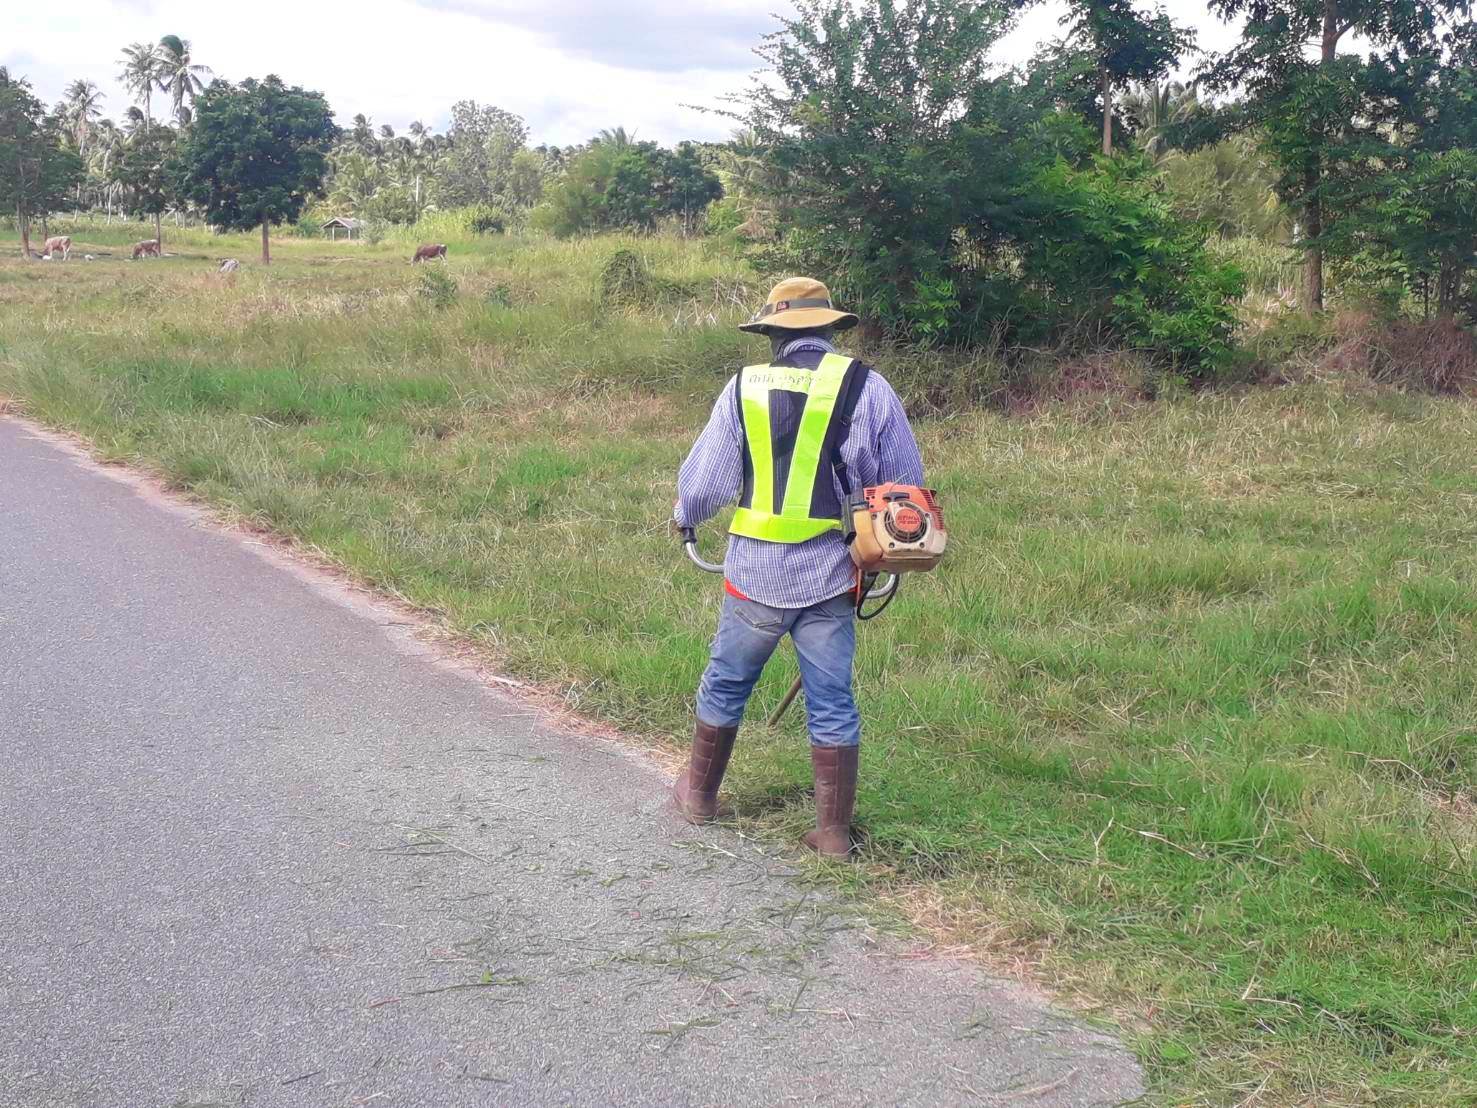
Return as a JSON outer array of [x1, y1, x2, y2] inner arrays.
[[43, 236, 71, 261], [132, 239, 161, 260], [412, 243, 448, 264]]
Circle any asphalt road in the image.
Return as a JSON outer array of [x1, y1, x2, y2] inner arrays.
[[0, 417, 1143, 1108]]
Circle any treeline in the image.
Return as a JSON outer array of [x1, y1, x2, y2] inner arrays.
[[2, 2, 1474, 379], [728, 0, 1476, 373]]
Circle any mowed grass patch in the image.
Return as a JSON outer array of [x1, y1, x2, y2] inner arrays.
[[2, 229, 1474, 1105]]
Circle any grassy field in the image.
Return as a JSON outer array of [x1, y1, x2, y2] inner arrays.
[[2, 219, 1474, 1105]]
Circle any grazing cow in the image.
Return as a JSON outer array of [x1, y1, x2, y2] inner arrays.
[[412, 243, 448, 264], [218, 258, 240, 274], [132, 239, 161, 259], [43, 236, 71, 260]]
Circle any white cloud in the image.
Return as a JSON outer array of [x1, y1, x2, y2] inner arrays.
[[7, 1, 1242, 148]]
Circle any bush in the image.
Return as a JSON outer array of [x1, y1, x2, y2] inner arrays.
[[703, 197, 745, 237], [468, 204, 508, 235], [1020, 157, 1247, 379], [415, 266, 459, 308], [1324, 312, 1477, 393]]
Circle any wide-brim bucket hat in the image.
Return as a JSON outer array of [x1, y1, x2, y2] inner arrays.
[[738, 276, 860, 334]]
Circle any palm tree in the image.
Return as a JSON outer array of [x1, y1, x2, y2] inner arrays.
[[156, 35, 211, 125], [119, 41, 160, 123], [121, 105, 148, 139], [89, 120, 125, 218], [1124, 81, 1199, 164], [596, 126, 636, 150], [61, 80, 105, 157], [718, 129, 786, 238]]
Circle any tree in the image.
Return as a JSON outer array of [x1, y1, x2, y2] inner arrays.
[[505, 148, 548, 209], [173, 76, 336, 264], [727, 0, 1048, 329], [1340, 27, 1477, 316], [155, 35, 211, 125], [119, 41, 161, 123], [0, 69, 83, 256], [1058, 1, 1193, 155], [1199, 0, 1472, 314], [1120, 79, 1198, 161], [663, 143, 724, 235], [435, 101, 529, 208], [111, 122, 177, 249], [60, 79, 105, 158], [533, 134, 723, 237]]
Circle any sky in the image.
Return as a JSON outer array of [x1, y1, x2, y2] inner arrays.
[[8, 1, 1245, 147]]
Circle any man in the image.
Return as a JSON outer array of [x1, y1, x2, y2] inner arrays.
[[672, 277, 925, 858]]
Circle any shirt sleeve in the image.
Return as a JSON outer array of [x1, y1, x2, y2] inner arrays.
[[673, 376, 744, 528], [869, 373, 926, 486]]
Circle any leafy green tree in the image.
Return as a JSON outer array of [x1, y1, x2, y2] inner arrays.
[[1341, 28, 1477, 316], [505, 148, 548, 209], [534, 134, 723, 237], [729, 0, 1055, 331], [603, 148, 662, 231], [436, 101, 529, 208], [664, 142, 724, 235], [1198, 0, 1471, 314], [173, 76, 336, 264], [1056, 1, 1194, 155], [111, 122, 178, 249], [0, 69, 83, 257]]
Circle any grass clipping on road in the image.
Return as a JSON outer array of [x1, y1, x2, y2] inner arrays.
[[2, 224, 1475, 1104]]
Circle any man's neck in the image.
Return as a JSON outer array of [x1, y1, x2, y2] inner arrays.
[[775, 335, 838, 361]]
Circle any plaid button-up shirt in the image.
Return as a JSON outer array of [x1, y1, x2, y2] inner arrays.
[[674, 337, 926, 608]]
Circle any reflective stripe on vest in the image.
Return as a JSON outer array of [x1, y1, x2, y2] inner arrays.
[[730, 353, 853, 544]]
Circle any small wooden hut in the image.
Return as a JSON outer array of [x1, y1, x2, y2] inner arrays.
[[322, 217, 363, 241]]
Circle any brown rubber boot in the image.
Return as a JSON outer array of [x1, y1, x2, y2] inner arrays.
[[803, 745, 859, 858], [672, 720, 739, 824]]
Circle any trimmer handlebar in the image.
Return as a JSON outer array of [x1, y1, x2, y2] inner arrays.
[[679, 525, 897, 603], [680, 526, 725, 575]]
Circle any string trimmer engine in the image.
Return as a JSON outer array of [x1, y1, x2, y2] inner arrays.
[[846, 483, 947, 574]]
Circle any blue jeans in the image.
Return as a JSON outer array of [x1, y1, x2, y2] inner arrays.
[[696, 592, 860, 748]]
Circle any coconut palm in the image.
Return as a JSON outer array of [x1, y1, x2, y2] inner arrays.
[[1123, 80, 1199, 163], [88, 119, 125, 218], [61, 80, 105, 157], [156, 35, 211, 125], [119, 41, 160, 123], [121, 105, 148, 139], [596, 126, 637, 150], [718, 128, 787, 238]]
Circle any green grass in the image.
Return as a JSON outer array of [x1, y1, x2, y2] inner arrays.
[[2, 219, 1474, 1105]]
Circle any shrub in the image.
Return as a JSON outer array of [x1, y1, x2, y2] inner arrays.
[[1323, 312, 1477, 393], [1020, 157, 1247, 379], [416, 266, 458, 308], [468, 204, 508, 235], [703, 196, 745, 237]]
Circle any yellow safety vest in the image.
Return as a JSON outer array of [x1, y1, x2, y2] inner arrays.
[[730, 353, 866, 544]]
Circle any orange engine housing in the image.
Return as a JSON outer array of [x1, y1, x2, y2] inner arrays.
[[847, 483, 947, 574]]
